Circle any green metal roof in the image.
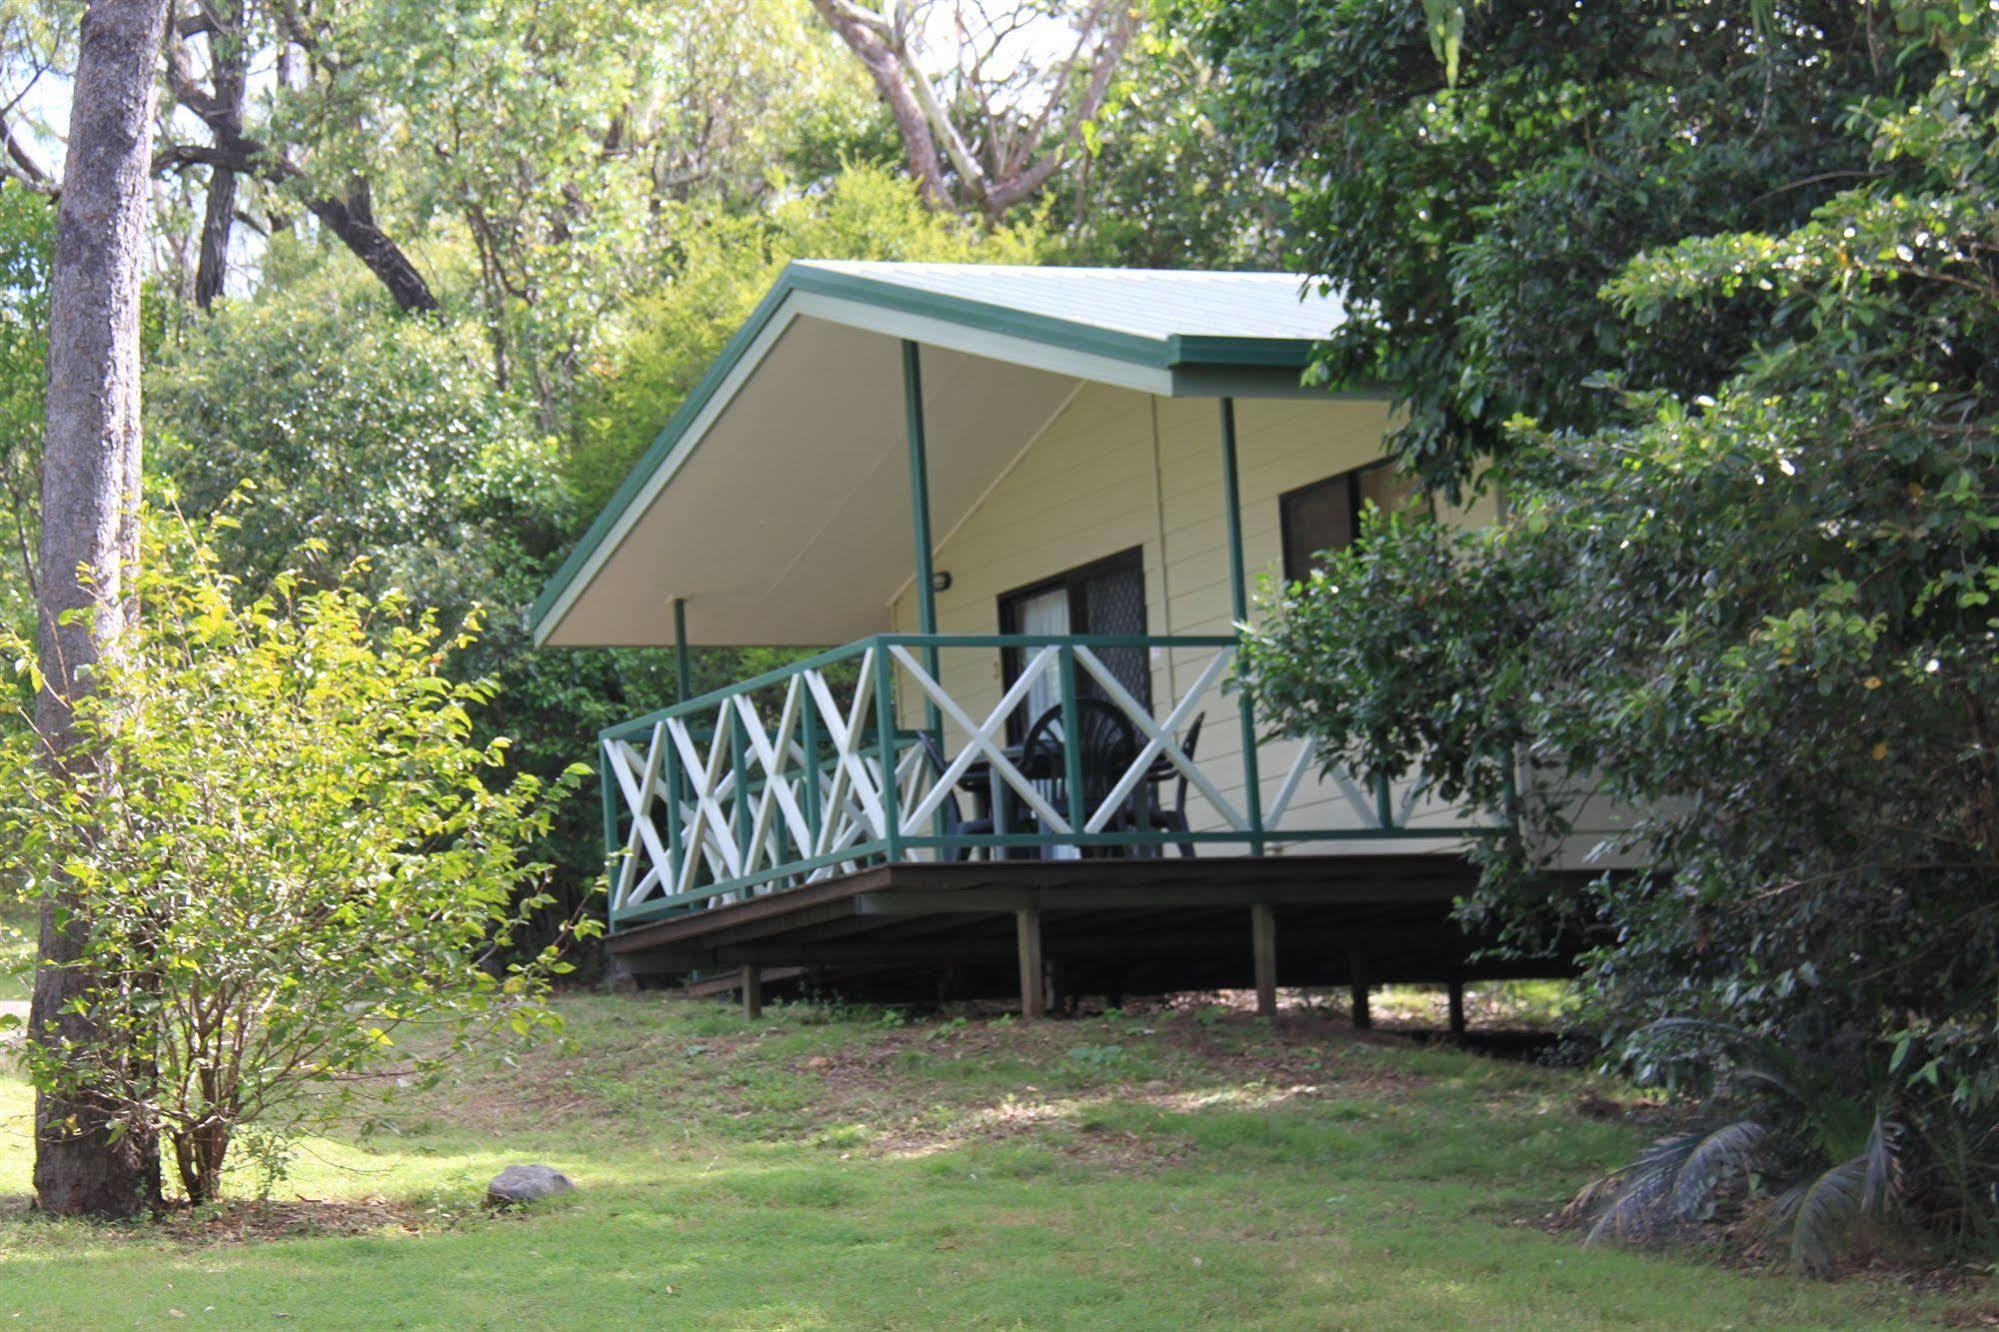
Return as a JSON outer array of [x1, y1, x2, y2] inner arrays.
[[794, 260, 1344, 354], [530, 261, 1345, 645]]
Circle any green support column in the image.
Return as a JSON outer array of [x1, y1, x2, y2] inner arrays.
[[1219, 398, 1266, 854], [597, 734, 619, 865], [901, 340, 943, 742], [672, 596, 692, 703]]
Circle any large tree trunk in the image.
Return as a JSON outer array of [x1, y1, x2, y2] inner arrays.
[[30, 0, 173, 1218]]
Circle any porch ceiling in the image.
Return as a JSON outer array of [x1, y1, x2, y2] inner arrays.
[[534, 261, 1351, 649], [544, 317, 1077, 647]]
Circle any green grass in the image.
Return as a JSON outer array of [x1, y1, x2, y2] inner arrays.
[[0, 996, 1983, 1329]]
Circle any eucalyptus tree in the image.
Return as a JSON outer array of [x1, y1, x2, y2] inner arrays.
[[31, 0, 173, 1219], [811, 0, 1133, 219], [155, 0, 872, 426]]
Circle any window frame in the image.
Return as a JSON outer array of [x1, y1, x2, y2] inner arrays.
[[996, 546, 1149, 736]]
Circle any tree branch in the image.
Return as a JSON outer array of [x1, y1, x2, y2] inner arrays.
[[810, 0, 952, 208]]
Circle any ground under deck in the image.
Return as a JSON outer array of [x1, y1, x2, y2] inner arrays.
[[609, 854, 1590, 1011]]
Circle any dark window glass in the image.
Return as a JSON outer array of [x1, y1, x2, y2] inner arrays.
[[1280, 461, 1418, 580], [998, 548, 1149, 735]]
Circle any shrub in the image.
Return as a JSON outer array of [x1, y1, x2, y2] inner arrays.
[[0, 503, 598, 1203]]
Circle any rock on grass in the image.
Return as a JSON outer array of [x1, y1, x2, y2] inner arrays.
[[486, 1164, 575, 1208]]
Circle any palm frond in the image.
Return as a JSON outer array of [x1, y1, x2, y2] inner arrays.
[[1774, 1156, 1866, 1276], [1579, 1118, 1765, 1246], [1773, 1119, 1900, 1277], [1670, 1119, 1767, 1221], [1860, 1116, 1902, 1215]]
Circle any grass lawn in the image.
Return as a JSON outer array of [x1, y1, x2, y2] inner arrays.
[[0, 993, 1985, 1329]]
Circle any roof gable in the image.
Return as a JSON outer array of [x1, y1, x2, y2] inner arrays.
[[530, 261, 1349, 645]]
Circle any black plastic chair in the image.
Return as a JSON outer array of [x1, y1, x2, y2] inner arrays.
[[914, 732, 993, 861], [1016, 697, 1142, 859], [1144, 712, 1204, 858]]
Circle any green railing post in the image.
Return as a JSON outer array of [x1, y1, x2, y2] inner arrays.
[[1058, 644, 1086, 843], [1219, 398, 1266, 855], [598, 736, 619, 864], [800, 683, 822, 856], [662, 722, 683, 892], [874, 645, 903, 861], [728, 704, 749, 871], [1374, 771, 1395, 830]]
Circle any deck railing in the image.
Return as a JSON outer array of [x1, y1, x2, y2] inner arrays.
[[598, 633, 1479, 928]]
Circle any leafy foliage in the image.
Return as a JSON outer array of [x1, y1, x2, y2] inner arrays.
[[1192, 0, 1931, 492], [1235, 0, 1999, 1256], [0, 505, 596, 1203]]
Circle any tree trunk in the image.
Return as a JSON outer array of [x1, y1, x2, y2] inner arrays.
[[194, 165, 236, 308], [193, 9, 246, 310], [30, 0, 172, 1219], [808, 0, 949, 208]]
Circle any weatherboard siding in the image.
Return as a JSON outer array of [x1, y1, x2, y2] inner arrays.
[[888, 386, 1476, 847]]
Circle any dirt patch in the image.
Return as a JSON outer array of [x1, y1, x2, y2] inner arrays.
[[145, 1197, 435, 1246], [0, 1194, 440, 1246]]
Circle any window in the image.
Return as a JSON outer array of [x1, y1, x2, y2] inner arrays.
[[1279, 461, 1419, 581], [998, 548, 1149, 732]]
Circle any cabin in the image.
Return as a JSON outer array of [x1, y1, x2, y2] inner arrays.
[[531, 262, 1596, 1019]]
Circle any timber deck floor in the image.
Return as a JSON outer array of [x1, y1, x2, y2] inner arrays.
[[614, 854, 1591, 1006]]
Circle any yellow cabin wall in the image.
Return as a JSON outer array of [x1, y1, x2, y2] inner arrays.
[[889, 385, 1420, 847], [885, 382, 1613, 860]]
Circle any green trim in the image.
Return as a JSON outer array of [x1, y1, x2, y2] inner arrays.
[[1165, 334, 1315, 368], [672, 597, 691, 702], [530, 261, 1357, 646], [1218, 399, 1266, 856]]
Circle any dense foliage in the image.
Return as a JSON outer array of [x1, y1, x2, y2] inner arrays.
[[1230, 1, 1999, 1255], [1195, 0, 1928, 492], [0, 508, 591, 1202]]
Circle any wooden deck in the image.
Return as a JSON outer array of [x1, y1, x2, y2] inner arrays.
[[610, 854, 1592, 1015]]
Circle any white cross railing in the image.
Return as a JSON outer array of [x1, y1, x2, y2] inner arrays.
[[599, 633, 1472, 925]]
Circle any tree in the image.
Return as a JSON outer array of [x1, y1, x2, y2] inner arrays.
[[1235, 2, 1999, 1246], [31, 0, 173, 1219], [1193, 0, 1921, 491], [1046, 20, 1283, 268], [0, 507, 590, 1203], [811, 0, 1133, 219]]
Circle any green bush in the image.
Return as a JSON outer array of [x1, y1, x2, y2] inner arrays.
[[0, 505, 598, 1203]]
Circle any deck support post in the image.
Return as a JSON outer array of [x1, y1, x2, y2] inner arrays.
[[1218, 398, 1265, 855], [1348, 945, 1372, 1030], [1251, 903, 1278, 1017], [672, 596, 692, 702], [901, 339, 943, 742], [740, 965, 763, 1020], [1015, 907, 1046, 1019], [1447, 979, 1466, 1038]]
